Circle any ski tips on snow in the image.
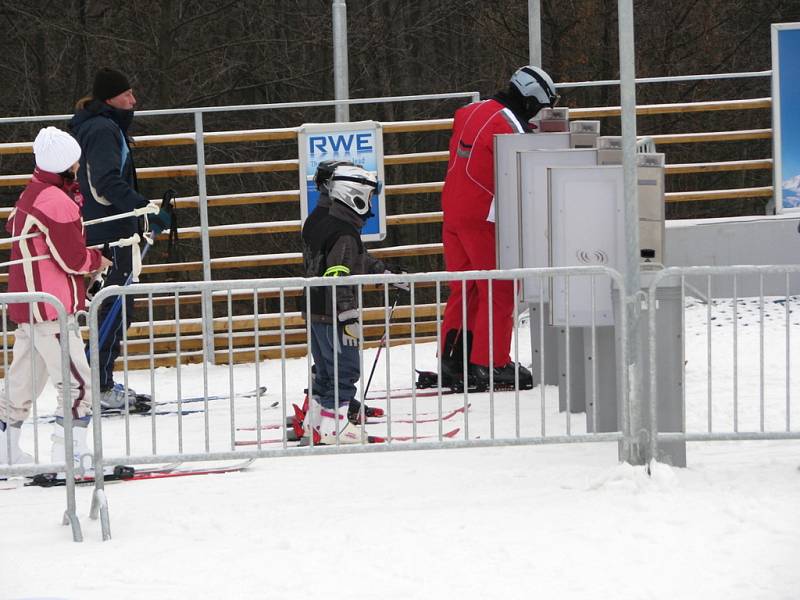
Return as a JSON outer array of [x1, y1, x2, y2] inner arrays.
[[36, 386, 272, 423]]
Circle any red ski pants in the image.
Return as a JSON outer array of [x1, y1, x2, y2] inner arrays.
[[440, 220, 514, 368]]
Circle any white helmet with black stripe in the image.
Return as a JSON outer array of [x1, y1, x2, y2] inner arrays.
[[314, 159, 354, 193], [329, 164, 380, 216], [510, 65, 559, 107]]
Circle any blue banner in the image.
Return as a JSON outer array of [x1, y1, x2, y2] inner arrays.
[[773, 24, 800, 211], [298, 122, 386, 241]]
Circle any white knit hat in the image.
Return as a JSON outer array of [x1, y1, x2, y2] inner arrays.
[[33, 126, 82, 174]]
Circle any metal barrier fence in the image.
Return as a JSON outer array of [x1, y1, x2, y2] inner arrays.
[[646, 265, 800, 463], [11, 263, 800, 541], [86, 266, 630, 540], [0, 291, 83, 542]]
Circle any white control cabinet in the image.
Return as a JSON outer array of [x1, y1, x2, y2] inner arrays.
[[548, 166, 626, 326]]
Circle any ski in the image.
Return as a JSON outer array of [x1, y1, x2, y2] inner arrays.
[[366, 388, 457, 401], [36, 387, 272, 423], [99, 406, 206, 418], [367, 368, 534, 400], [119, 458, 254, 482], [236, 404, 469, 432], [154, 386, 269, 407], [235, 427, 461, 447], [25, 459, 253, 487], [0, 479, 23, 491]]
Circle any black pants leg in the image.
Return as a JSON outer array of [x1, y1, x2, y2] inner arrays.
[[90, 245, 135, 390]]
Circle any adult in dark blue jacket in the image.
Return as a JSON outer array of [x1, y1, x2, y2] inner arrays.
[[70, 67, 148, 410]]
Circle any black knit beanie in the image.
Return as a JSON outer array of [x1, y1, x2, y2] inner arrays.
[[92, 68, 131, 101]]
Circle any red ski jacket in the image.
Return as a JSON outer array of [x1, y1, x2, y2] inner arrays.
[[441, 98, 529, 227]]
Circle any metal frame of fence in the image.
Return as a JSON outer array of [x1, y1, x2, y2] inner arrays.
[[5, 264, 800, 542], [646, 265, 800, 463], [86, 265, 629, 540], [0, 291, 83, 541]]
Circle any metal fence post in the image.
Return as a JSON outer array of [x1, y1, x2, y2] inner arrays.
[[528, 0, 542, 68], [332, 0, 350, 122], [194, 111, 216, 364], [55, 308, 83, 542], [88, 289, 111, 540], [618, 0, 645, 465]]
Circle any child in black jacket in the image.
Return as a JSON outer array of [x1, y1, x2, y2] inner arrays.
[[300, 164, 384, 444]]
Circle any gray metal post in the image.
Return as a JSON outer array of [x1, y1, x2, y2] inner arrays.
[[194, 112, 216, 364], [88, 296, 111, 540], [558, 326, 585, 413], [528, 303, 559, 386], [618, 0, 643, 464], [332, 0, 350, 122], [644, 283, 686, 467], [528, 0, 542, 67], [584, 327, 617, 432]]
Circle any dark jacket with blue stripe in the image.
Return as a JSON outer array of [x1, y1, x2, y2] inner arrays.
[[69, 100, 147, 245]]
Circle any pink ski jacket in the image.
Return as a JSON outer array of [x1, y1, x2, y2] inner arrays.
[[6, 168, 103, 323]]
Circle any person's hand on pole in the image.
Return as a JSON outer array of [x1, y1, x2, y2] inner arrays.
[[385, 269, 410, 293]]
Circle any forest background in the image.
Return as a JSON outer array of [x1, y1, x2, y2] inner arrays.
[[0, 0, 798, 282]]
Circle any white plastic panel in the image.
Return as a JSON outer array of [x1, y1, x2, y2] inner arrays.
[[495, 133, 571, 273], [548, 166, 626, 326], [517, 148, 598, 303]]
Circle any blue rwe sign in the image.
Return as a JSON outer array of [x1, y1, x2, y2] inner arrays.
[[298, 121, 386, 241], [772, 23, 800, 212]]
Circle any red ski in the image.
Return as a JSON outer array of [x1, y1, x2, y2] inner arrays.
[[235, 427, 461, 447], [237, 405, 469, 432]]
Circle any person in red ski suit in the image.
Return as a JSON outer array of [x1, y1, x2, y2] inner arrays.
[[440, 66, 559, 390]]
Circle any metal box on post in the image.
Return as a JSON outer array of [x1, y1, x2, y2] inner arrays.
[[569, 120, 600, 149], [548, 165, 626, 417], [535, 107, 570, 132], [637, 153, 666, 263], [597, 136, 623, 165]]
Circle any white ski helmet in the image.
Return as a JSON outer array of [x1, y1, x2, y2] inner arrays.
[[510, 65, 559, 107], [329, 164, 380, 216], [314, 159, 354, 193]]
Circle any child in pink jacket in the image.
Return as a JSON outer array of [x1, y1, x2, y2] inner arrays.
[[1, 127, 111, 467]]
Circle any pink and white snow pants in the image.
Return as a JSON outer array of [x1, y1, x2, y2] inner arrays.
[[0, 317, 92, 425]]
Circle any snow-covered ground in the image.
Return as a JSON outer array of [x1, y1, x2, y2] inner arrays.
[[2, 299, 799, 599]]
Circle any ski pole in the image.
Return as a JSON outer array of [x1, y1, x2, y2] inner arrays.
[[363, 289, 403, 398], [94, 241, 150, 354], [92, 189, 176, 354]]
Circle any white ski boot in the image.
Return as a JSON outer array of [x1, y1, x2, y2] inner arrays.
[[50, 417, 92, 473], [302, 396, 361, 445], [0, 421, 33, 465]]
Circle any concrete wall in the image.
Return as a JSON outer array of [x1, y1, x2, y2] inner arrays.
[[665, 214, 800, 296]]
